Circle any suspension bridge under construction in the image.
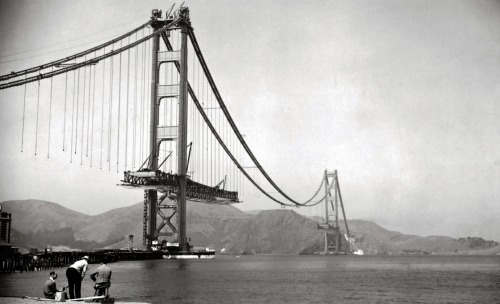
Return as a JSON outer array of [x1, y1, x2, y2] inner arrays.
[[0, 7, 353, 256]]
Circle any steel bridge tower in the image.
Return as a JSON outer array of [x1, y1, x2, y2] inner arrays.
[[119, 8, 238, 252], [145, 8, 190, 251], [317, 170, 351, 254]]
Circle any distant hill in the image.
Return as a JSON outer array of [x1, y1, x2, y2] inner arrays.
[[1, 200, 499, 255]]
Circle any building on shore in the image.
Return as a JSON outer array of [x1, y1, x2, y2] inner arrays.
[[0, 206, 12, 244]]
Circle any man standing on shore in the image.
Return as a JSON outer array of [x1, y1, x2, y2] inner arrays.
[[65, 255, 89, 299]]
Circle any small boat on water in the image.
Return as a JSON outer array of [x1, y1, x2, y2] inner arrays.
[[353, 249, 364, 255], [162, 242, 215, 259]]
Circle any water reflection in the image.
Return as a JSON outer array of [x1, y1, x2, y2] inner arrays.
[[1, 256, 499, 303]]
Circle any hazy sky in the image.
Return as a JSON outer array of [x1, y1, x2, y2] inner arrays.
[[0, 0, 499, 240]]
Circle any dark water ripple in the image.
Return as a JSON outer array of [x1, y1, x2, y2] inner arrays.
[[1, 255, 499, 303]]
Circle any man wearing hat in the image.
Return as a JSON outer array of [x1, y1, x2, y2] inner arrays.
[[66, 255, 89, 299]]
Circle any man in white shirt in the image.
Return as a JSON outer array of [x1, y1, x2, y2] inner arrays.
[[65, 255, 89, 299]]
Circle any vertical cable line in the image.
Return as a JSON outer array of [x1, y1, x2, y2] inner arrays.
[[125, 36, 131, 170], [35, 80, 40, 155], [75, 68, 80, 155], [108, 48, 114, 171], [70, 69, 76, 163], [21, 75, 27, 152], [218, 100, 221, 183], [63, 72, 68, 151], [210, 93, 213, 186], [138, 39, 143, 165], [100, 54, 106, 169], [191, 52, 195, 179], [86, 63, 92, 157], [206, 78, 210, 185], [117, 40, 123, 172], [90, 51, 97, 167], [141, 33, 146, 165], [132, 33, 138, 169], [145, 35, 151, 167], [47, 67, 54, 158], [170, 101, 174, 172], [81, 59, 87, 165]]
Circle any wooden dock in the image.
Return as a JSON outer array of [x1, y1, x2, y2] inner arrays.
[[0, 250, 162, 273]]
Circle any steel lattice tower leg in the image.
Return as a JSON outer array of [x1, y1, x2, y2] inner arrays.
[[176, 21, 189, 251], [145, 13, 162, 250]]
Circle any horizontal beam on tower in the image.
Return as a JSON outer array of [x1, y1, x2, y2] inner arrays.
[[118, 169, 239, 204]]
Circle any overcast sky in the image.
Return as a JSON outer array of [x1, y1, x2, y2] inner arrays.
[[0, 0, 499, 240]]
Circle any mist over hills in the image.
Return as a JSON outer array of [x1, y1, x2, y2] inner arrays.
[[1, 200, 498, 255]]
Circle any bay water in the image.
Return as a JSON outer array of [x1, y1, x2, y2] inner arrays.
[[1, 255, 499, 303]]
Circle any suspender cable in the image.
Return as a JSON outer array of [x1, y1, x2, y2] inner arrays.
[[170, 99, 173, 172], [90, 52, 97, 167], [100, 56, 106, 169], [35, 80, 40, 156], [145, 35, 151, 168], [218, 100, 221, 183], [125, 36, 131, 171], [21, 75, 27, 152], [210, 95, 214, 186], [86, 62, 92, 157], [81, 62, 87, 165], [208, 93, 211, 184], [196, 51, 200, 180], [0, 20, 152, 81], [117, 40, 123, 172], [132, 35, 138, 169], [192, 62, 196, 179], [70, 70, 76, 163], [63, 72, 68, 151], [108, 50, 114, 171], [138, 38, 143, 165], [47, 67, 54, 158], [140, 34, 146, 165], [75, 68, 80, 155]]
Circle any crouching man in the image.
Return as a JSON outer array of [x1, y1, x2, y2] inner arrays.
[[90, 257, 112, 296]]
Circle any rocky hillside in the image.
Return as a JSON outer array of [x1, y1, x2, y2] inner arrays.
[[1, 200, 498, 255]]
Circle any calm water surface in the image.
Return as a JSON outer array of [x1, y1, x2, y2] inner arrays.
[[1, 255, 499, 303]]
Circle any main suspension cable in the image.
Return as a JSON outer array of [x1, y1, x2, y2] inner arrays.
[[161, 32, 292, 206], [187, 29, 317, 206], [0, 20, 152, 81], [0, 17, 181, 90]]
